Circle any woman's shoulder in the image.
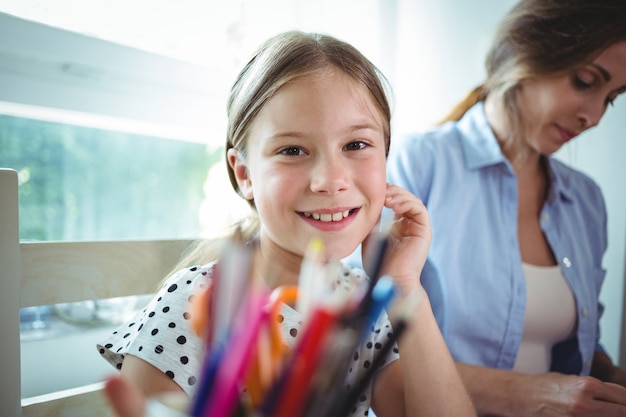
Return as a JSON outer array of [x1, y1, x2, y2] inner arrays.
[[394, 121, 460, 151], [388, 121, 467, 189], [395, 103, 485, 148]]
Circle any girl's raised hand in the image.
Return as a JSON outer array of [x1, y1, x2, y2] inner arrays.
[[364, 183, 431, 295]]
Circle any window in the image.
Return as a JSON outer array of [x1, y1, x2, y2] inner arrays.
[[1, 114, 219, 241], [0, 11, 247, 241]]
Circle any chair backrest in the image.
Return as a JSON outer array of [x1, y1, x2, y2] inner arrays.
[[0, 168, 22, 417], [0, 168, 195, 417]]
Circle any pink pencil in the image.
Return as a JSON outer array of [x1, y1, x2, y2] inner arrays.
[[200, 286, 270, 417]]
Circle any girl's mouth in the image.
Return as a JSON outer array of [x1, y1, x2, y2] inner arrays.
[[299, 208, 357, 222]]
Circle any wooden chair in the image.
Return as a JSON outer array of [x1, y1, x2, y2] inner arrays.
[[0, 168, 194, 417]]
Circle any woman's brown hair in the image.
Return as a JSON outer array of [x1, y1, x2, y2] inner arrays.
[[439, 0, 626, 145]]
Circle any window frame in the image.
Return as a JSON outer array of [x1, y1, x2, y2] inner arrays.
[[0, 12, 221, 143]]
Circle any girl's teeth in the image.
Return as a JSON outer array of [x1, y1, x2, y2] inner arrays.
[[306, 210, 351, 222]]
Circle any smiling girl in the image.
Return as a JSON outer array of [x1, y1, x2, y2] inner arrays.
[[98, 30, 475, 417]]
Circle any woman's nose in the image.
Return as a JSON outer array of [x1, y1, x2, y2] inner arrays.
[[578, 98, 607, 130], [309, 154, 350, 194]]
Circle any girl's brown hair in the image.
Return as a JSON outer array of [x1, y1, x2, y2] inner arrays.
[[173, 31, 392, 269]]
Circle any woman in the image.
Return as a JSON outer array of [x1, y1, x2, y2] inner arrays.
[[385, 0, 626, 416]]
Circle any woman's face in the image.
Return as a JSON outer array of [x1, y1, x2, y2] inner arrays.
[[228, 69, 388, 264], [518, 41, 626, 155]]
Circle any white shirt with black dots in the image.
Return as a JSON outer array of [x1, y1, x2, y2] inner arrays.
[[97, 261, 399, 416]]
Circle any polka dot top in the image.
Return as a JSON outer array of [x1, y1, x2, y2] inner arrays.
[[97, 261, 400, 416]]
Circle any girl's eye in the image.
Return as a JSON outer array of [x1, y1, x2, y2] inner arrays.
[[279, 146, 305, 156], [344, 141, 368, 151]]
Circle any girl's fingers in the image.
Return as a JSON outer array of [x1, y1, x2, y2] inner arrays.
[[104, 375, 146, 417], [384, 184, 430, 237]]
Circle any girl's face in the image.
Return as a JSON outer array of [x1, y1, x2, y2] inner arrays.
[[229, 69, 387, 265], [517, 41, 626, 156]]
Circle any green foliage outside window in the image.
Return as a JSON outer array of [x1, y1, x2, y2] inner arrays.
[[0, 114, 221, 241]]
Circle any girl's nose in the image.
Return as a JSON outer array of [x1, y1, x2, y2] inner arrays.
[[309, 154, 350, 194]]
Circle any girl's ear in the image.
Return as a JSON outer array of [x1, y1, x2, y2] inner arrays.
[[227, 148, 254, 200]]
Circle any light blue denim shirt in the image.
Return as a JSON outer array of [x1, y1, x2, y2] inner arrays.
[[383, 102, 608, 375]]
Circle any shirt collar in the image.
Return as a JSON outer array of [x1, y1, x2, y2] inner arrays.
[[458, 102, 574, 203], [543, 157, 575, 203], [457, 102, 507, 170]]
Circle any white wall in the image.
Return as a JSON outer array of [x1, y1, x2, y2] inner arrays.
[[389, 0, 626, 365]]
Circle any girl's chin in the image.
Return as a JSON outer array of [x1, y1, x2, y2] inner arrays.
[[319, 238, 363, 260]]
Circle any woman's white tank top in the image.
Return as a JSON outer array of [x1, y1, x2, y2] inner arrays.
[[513, 263, 577, 374]]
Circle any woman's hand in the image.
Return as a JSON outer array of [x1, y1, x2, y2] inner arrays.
[[516, 372, 626, 417], [458, 363, 626, 417]]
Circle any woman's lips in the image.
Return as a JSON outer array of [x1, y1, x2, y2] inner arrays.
[[556, 125, 577, 143]]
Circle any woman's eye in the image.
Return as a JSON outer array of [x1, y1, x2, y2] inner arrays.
[[279, 146, 304, 156], [344, 141, 367, 151], [607, 89, 626, 107], [606, 96, 616, 107], [573, 75, 592, 90]]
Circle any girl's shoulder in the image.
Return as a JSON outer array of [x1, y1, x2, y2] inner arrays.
[[163, 261, 218, 286], [154, 262, 219, 304]]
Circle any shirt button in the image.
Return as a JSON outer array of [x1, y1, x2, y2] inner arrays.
[[541, 213, 550, 222], [584, 360, 592, 369], [562, 257, 571, 268], [581, 307, 588, 317]]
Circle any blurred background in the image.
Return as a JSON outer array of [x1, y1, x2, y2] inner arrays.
[[1, 0, 624, 397]]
